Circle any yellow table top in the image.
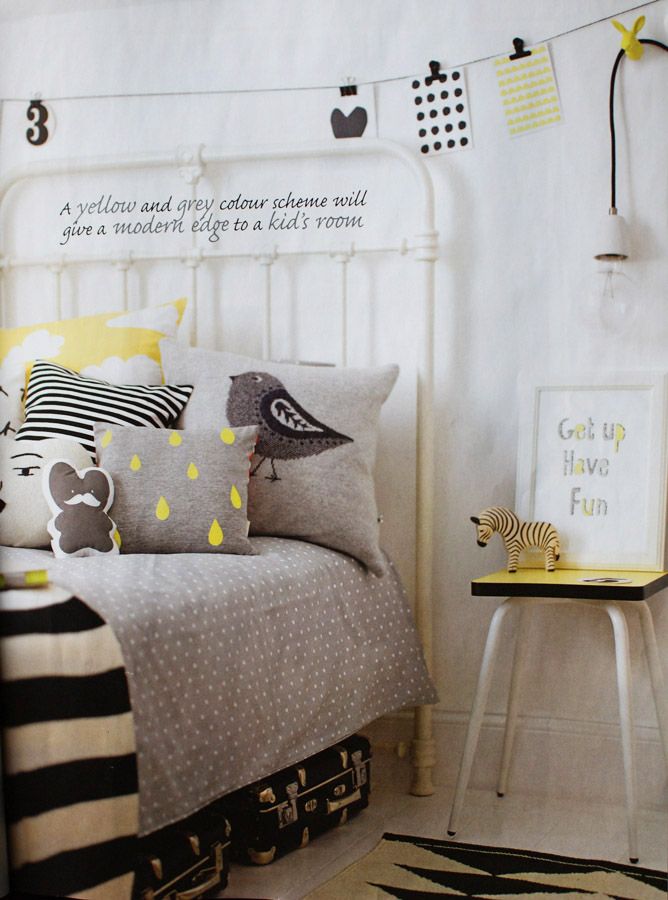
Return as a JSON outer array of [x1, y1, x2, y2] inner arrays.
[[472, 568, 668, 601]]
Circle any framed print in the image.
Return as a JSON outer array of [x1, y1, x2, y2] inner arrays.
[[516, 373, 668, 570]]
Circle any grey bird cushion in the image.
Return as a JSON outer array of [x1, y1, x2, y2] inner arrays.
[[161, 341, 399, 575], [94, 423, 258, 555]]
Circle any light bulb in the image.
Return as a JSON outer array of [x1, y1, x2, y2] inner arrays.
[[585, 260, 638, 333]]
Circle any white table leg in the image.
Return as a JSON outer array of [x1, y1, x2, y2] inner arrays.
[[605, 602, 639, 863], [637, 601, 668, 777], [497, 606, 532, 797], [448, 599, 514, 836]]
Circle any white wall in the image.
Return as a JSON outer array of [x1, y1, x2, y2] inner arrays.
[[1, 0, 667, 807]]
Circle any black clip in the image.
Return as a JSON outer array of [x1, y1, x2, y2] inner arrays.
[[339, 78, 357, 97], [508, 37, 532, 60], [425, 60, 447, 86]]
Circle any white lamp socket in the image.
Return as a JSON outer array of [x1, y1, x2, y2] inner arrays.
[[594, 210, 628, 261]]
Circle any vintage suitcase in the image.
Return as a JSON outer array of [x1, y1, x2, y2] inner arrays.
[[222, 734, 371, 865], [133, 805, 231, 899]]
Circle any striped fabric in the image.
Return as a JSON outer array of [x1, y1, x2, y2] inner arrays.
[[16, 360, 193, 458], [0, 585, 139, 899]]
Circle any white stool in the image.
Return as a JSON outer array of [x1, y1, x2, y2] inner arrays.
[[447, 569, 668, 863]]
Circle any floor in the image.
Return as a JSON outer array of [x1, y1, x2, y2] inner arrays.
[[216, 749, 668, 899]]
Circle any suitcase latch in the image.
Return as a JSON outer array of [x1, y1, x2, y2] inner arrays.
[[278, 781, 299, 828], [336, 746, 349, 769], [150, 857, 163, 880], [351, 750, 367, 789], [259, 786, 276, 804], [187, 833, 200, 856]]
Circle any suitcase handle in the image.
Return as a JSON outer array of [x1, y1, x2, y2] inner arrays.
[[326, 788, 361, 815], [174, 842, 224, 900]]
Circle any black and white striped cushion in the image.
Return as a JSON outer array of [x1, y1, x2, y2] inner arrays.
[[16, 360, 193, 458]]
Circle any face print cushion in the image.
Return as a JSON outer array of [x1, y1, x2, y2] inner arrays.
[[43, 459, 119, 558], [0, 438, 93, 547]]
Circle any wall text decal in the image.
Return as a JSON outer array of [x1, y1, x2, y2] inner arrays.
[[57, 188, 369, 246]]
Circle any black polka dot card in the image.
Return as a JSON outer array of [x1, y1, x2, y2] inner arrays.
[[410, 60, 472, 155]]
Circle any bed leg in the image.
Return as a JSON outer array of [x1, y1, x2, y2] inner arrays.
[[410, 704, 436, 795]]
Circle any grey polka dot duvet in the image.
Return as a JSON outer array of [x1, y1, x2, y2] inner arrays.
[[37, 537, 438, 834]]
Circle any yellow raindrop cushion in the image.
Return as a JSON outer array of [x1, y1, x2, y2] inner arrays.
[[94, 423, 258, 555]]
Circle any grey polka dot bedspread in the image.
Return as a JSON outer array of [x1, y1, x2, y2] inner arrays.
[[5, 537, 437, 835]]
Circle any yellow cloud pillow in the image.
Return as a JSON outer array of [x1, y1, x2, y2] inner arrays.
[[0, 299, 187, 437]]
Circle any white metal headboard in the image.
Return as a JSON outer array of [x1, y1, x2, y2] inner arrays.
[[0, 138, 438, 795]]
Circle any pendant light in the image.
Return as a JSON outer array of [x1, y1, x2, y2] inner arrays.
[[591, 17, 667, 329]]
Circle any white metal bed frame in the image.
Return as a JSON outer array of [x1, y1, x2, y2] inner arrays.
[[0, 138, 438, 796]]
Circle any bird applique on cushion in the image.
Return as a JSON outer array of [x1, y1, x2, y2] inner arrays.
[[227, 371, 353, 481]]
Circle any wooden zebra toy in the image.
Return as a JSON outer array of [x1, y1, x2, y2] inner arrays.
[[471, 506, 561, 572]]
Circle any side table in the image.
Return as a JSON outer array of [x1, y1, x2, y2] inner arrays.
[[447, 568, 668, 863]]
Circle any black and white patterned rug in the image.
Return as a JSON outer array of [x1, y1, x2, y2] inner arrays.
[[306, 832, 667, 898]]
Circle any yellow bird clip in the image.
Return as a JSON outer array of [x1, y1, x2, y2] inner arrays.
[[611, 15, 646, 60]]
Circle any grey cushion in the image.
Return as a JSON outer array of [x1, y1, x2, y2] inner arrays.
[[94, 423, 258, 555], [161, 341, 398, 575]]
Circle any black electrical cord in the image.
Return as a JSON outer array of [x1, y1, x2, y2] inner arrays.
[[608, 38, 668, 211]]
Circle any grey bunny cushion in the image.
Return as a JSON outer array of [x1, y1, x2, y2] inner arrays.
[[44, 459, 119, 558]]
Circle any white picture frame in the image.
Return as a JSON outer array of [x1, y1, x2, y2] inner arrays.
[[516, 373, 668, 571]]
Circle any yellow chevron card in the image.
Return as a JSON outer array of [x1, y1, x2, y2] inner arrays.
[[493, 43, 562, 137]]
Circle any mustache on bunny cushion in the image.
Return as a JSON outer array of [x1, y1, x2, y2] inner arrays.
[[63, 491, 103, 507]]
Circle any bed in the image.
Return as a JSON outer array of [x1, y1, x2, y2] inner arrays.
[[0, 139, 439, 898]]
